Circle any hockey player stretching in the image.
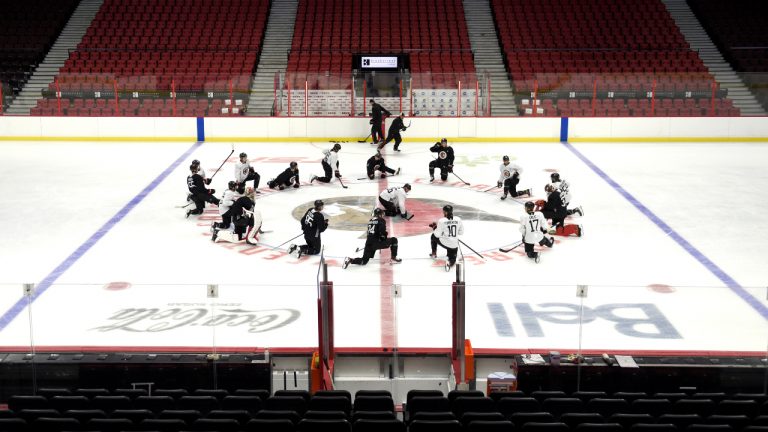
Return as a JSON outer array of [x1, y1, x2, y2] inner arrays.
[[498, 155, 531, 200], [343, 208, 401, 268], [268, 161, 300, 190], [550, 172, 583, 216], [378, 184, 413, 220], [428, 138, 454, 182], [520, 201, 554, 263], [234, 152, 260, 194], [311, 143, 342, 184], [186, 164, 219, 218], [288, 199, 328, 258], [429, 205, 465, 272], [212, 188, 262, 245], [537, 184, 582, 237]]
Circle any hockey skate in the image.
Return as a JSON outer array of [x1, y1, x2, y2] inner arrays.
[[534, 254, 541, 263], [343, 257, 351, 269], [574, 206, 584, 217], [445, 262, 453, 272], [210, 222, 217, 233], [429, 176, 435, 182], [185, 209, 193, 218], [500, 193, 507, 200], [391, 257, 402, 264], [287, 244, 298, 256], [296, 248, 304, 258], [310, 175, 317, 184], [520, 188, 532, 197], [211, 228, 219, 242], [577, 225, 583, 237], [395, 167, 401, 175], [429, 253, 437, 259]]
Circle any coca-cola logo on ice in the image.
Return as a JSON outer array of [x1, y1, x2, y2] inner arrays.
[[92, 304, 299, 333]]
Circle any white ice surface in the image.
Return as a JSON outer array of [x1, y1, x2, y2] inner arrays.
[[0, 140, 766, 352]]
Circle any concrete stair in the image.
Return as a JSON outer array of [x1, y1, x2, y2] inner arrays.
[[462, 0, 517, 116], [662, 0, 765, 116], [246, 0, 298, 116], [7, 0, 104, 115]]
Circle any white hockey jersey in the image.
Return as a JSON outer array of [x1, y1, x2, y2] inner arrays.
[[519, 211, 548, 244], [498, 161, 523, 183], [552, 179, 571, 206], [234, 160, 253, 183], [379, 186, 408, 213], [323, 148, 339, 169], [219, 189, 240, 215], [436, 216, 464, 248]]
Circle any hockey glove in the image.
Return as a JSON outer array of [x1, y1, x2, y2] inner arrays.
[[334, 171, 341, 178], [293, 183, 300, 188], [497, 181, 502, 188], [205, 178, 212, 185], [429, 222, 437, 230], [279, 185, 286, 190], [447, 165, 453, 173]]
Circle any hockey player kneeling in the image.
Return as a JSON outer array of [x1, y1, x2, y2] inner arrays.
[[267, 161, 301, 190], [212, 188, 262, 245], [429, 205, 465, 272], [537, 183, 582, 237], [378, 183, 413, 220], [343, 208, 401, 268], [520, 201, 554, 263]]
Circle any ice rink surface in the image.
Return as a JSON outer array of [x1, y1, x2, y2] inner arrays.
[[0, 139, 766, 353]]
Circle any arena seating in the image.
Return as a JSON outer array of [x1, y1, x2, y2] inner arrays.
[[30, 0, 269, 117], [0, 0, 79, 111], [491, 0, 738, 117], [282, 0, 477, 116], [1, 388, 767, 432], [686, 0, 768, 112]]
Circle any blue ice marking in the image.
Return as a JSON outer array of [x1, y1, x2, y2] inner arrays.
[[562, 141, 768, 320], [0, 141, 204, 331]]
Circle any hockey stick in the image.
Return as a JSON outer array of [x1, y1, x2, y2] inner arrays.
[[174, 201, 194, 209], [358, 133, 372, 143], [499, 241, 523, 253], [458, 239, 485, 260], [482, 185, 499, 192], [210, 143, 235, 181], [275, 232, 304, 249], [451, 171, 470, 186], [338, 176, 349, 189]]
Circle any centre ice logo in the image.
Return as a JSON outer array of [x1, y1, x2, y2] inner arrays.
[[291, 196, 518, 238]]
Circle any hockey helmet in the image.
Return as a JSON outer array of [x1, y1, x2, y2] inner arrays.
[[314, 199, 325, 209], [332, 143, 341, 151], [502, 155, 509, 161], [239, 152, 247, 158], [373, 208, 384, 217], [443, 205, 454, 218], [290, 161, 298, 168], [191, 159, 200, 166], [545, 183, 556, 193], [550, 172, 561, 182], [228, 181, 237, 190], [524, 201, 535, 213], [440, 138, 448, 144], [403, 183, 412, 191]]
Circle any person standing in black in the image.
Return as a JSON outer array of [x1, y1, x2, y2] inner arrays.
[[428, 138, 455, 182], [288, 199, 327, 258], [343, 208, 402, 268], [186, 164, 219, 217], [267, 161, 301, 190], [378, 112, 407, 151], [370, 99, 390, 144], [366, 152, 400, 179]]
